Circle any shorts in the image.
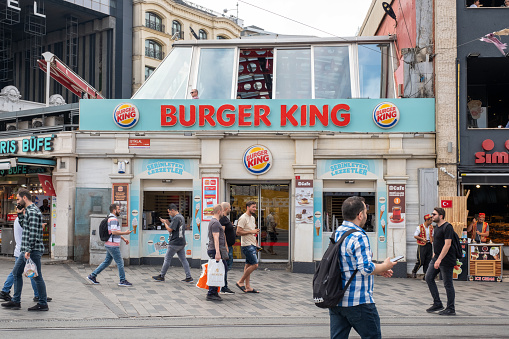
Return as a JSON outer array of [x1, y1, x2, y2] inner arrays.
[[241, 245, 258, 265]]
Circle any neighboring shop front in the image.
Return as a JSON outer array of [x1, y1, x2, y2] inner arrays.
[[79, 98, 435, 275], [0, 133, 75, 259]]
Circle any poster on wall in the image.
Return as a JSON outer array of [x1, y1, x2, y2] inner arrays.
[[388, 184, 405, 229], [295, 180, 315, 232], [112, 183, 129, 228], [202, 177, 219, 221]]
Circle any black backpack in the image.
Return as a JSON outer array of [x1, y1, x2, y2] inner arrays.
[[447, 223, 463, 260], [98, 215, 111, 242], [313, 229, 359, 308]]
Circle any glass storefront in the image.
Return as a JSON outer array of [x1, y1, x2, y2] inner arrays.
[[228, 183, 290, 262]]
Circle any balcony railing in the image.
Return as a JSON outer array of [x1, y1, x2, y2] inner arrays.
[[145, 19, 165, 33], [145, 47, 164, 60]]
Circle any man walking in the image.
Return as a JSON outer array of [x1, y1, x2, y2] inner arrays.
[[329, 196, 396, 339], [425, 207, 456, 316], [87, 203, 132, 287], [152, 204, 193, 283], [235, 201, 261, 293], [219, 202, 235, 294], [411, 214, 434, 279], [1, 188, 49, 311], [206, 204, 228, 301]]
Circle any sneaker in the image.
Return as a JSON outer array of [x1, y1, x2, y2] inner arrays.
[[152, 274, 165, 282], [206, 294, 222, 301], [411, 272, 417, 278], [1, 300, 21, 310], [0, 291, 12, 301], [118, 280, 132, 287], [28, 303, 49, 311], [33, 297, 52, 302], [438, 308, 456, 316], [426, 304, 444, 313], [220, 287, 235, 294], [181, 277, 194, 283], [87, 275, 99, 285]]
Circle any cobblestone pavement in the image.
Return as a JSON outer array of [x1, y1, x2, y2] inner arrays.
[[0, 257, 508, 322]]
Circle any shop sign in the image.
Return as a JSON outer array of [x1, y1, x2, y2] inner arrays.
[[146, 161, 184, 175], [243, 145, 273, 175], [112, 183, 129, 228], [388, 184, 405, 229], [0, 135, 56, 154], [329, 161, 368, 176], [0, 165, 46, 176], [113, 103, 139, 129], [7, 213, 17, 221], [295, 180, 317, 233], [475, 139, 509, 164], [202, 177, 218, 221], [372, 102, 400, 129], [128, 139, 150, 148]]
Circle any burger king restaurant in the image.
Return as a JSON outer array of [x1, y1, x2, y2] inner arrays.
[[78, 97, 436, 275]]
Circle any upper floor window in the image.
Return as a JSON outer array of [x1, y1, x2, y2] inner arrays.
[[466, 0, 509, 7], [172, 20, 183, 39], [216, 35, 228, 39], [145, 66, 155, 80], [145, 12, 164, 32], [145, 40, 164, 60], [199, 29, 207, 40]]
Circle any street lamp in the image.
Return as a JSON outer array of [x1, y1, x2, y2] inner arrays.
[[223, 2, 239, 25]]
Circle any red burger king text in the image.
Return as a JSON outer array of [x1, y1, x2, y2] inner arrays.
[[116, 106, 137, 121], [246, 150, 269, 167], [161, 104, 351, 128], [376, 106, 397, 122]]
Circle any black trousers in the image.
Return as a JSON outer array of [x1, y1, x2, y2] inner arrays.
[[412, 242, 433, 274], [425, 259, 455, 311]]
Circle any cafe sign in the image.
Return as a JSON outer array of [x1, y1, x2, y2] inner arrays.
[[0, 135, 56, 155]]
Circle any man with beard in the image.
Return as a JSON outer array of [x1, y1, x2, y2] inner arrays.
[[329, 196, 397, 339], [87, 203, 133, 287], [1, 188, 49, 311]]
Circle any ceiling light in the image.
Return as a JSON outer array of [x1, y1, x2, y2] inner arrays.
[[476, 185, 480, 188]]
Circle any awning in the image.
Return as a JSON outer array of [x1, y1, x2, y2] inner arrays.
[[0, 157, 56, 168], [37, 55, 104, 99]]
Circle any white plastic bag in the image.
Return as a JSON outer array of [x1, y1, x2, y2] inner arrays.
[[207, 259, 225, 287], [23, 258, 38, 278]]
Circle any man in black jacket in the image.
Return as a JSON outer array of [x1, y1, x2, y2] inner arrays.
[[219, 202, 236, 294]]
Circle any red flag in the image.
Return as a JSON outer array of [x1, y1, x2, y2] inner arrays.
[[441, 200, 452, 208], [38, 174, 56, 196]]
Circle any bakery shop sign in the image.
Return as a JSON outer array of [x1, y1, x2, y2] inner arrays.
[[475, 139, 509, 164], [243, 145, 272, 175]]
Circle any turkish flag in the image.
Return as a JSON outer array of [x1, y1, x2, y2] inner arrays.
[[38, 174, 56, 196], [441, 200, 452, 208]]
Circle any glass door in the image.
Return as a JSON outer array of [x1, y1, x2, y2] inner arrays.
[[228, 183, 290, 262]]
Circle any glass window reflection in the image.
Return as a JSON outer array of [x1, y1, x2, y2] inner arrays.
[[314, 46, 351, 99], [196, 48, 235, 99], [358, 44, 387, 99], [133, 47, 192, 99], [275, 49, 311, 99]]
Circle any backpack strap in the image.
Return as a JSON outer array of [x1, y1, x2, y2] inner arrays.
[[332, 228, 361, 291]]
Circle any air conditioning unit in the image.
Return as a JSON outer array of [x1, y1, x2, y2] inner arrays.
[[32, 118, 43, 129], [45, 116, 64, 127], [17, 121, 30, 130], [6, 123, 17, 131]]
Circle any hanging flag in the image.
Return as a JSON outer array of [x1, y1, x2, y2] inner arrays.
[[38, 174, 56, 196], [480, 33, 507, 56]]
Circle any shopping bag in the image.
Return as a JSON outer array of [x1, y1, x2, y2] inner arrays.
[[196, 263, 209, 289], [23, 258, 38, 278], [206, 259, 225, 287]]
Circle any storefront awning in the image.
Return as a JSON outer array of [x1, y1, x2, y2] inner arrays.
[[0, 157, 56, 168]]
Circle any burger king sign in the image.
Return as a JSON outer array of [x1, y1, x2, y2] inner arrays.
[[372, 102, 400, 129], [243, 145, 273, 175], [113, 103, 139, 129]]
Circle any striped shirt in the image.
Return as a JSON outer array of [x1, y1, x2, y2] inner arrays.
[[334, 221, 376, 307], [18, 203, 45, 253], [105, 213, 121, 247]]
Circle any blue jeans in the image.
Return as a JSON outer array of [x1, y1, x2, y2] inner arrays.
[[160, 244, 192, 279], [223, 246, 233, 289], [91, 245, 125, 281], [207, 249, 227, 296], [2, 256, 39, 297], [12, 251, 47, 305], [329, 303, 381, 339]]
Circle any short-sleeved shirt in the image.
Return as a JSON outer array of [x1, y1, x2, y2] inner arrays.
[[168, 213, 186, 246], [219, 215, 236, 247], [432, 222, 456, 267], [414, 225, 431, 240], [474, 222, 489, 242], [238, 213, 257, 247], [105, 213, 121, 247], [207, 217, 226, 251]]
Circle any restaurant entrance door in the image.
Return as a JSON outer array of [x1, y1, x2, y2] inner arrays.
[[228, 183, 290, 262]]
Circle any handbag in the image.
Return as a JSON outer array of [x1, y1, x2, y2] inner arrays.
[[23, 258, 38, 278], [220, 247, 229, 260], [207, 259, 225, 287]]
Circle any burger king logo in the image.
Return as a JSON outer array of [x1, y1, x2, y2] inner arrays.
[[113, 103, 139, 129], [372, 102, 400, 129], [243, 145, 272, 175]]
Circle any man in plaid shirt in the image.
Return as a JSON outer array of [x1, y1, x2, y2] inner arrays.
[[1, 188, 48, 311], [329, 196, 397, 339]]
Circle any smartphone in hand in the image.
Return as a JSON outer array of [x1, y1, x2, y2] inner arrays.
[[390, 255, 404, 262]]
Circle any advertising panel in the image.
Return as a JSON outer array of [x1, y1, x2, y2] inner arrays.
[[388, 184, 406, 229], [112, 183, 129, 228], [202, 177, 219, 221]]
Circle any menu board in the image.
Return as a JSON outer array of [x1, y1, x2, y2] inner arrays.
[[201, 177, 218, 221], [112, 183, 129, 228], [295, 180, 316, 233], [468, 243, 503, 282], [388, 184, 405, 229]]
